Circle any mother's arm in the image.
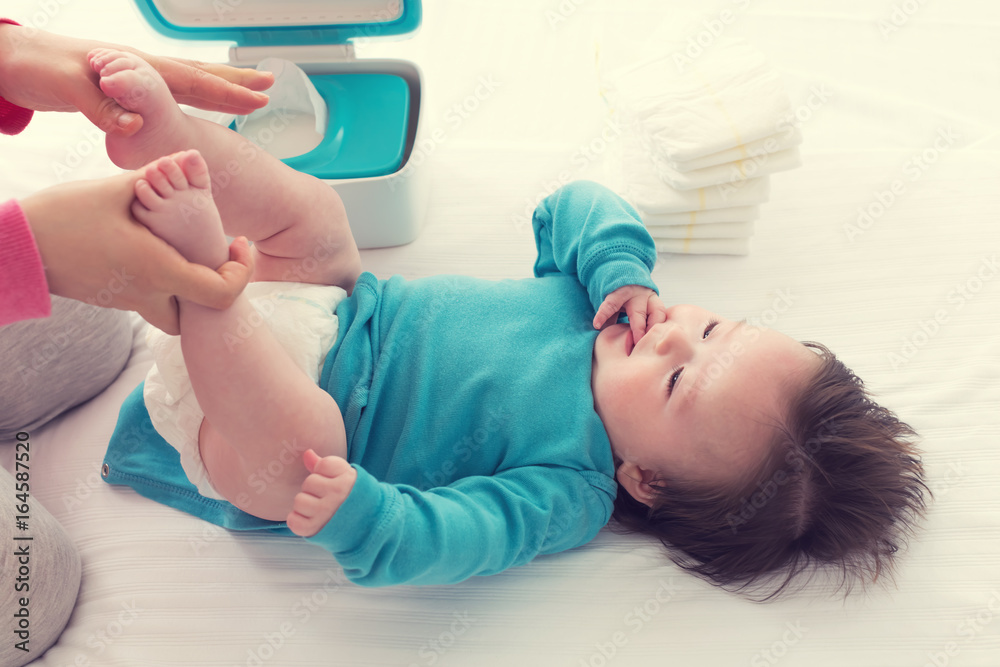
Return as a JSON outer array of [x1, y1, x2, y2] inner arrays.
[[0, 20, 267, 329], [0, 20, 274, 136]]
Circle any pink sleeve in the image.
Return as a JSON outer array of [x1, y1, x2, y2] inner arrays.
[[0, 18, 34, 136], [0, 18, 48, 325], [0, 198, 50, 326]]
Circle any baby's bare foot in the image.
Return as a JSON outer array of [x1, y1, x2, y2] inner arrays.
[[132, 150, 229, 271], [89, 48, 190, 169]]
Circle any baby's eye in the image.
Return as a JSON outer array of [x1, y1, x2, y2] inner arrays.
[[667, 367, 683, 396], [703, 320, 720, 339]]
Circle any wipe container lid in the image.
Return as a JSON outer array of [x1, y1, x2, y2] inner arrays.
[[132, 0, 421, 47], [132, 0, 420, 179], [130, 0, 429, 249]]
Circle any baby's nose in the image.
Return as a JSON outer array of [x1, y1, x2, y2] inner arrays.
[[653, 323, 693, 358]]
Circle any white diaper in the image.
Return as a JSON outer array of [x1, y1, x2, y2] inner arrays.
[[143, 281, 348, 501]]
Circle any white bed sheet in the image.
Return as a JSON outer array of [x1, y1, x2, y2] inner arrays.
[[2, 1, 999, 665]]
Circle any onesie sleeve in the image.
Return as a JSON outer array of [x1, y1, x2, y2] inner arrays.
[[306, 463, 615, 586], [531, 180, 658, 313], [0, 19, 35, 135]]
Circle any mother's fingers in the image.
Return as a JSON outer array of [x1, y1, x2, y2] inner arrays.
[[150, 55, 274, 113]]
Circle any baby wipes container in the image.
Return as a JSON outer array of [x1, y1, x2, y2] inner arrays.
[[131, 0, 428, 248]]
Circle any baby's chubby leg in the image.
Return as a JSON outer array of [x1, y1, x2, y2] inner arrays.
[[88, 48, 361, 292], [131, 150, 348, 521]]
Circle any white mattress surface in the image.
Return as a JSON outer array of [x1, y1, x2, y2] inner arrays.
[[2, 1, 999, 665]]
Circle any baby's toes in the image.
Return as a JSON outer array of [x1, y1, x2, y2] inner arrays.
[[94, 51, 142, 78], [156, 156, 191, 191], [176, 150, 212, 190], [98, 69, 144, 104], [87, 47, 120, 73], [133, 178, 164, 213], [141, 158, 177, 199], [99, 67, 161, 112]]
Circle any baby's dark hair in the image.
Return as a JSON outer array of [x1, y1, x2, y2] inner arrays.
[[611, 341, 929, 600]]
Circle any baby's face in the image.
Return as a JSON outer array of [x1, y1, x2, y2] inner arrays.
[[591, 304, 819, 501]]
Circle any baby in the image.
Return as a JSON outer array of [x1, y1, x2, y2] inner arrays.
[[96, 49, 928, 594]]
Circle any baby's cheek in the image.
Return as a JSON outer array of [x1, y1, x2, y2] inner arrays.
[[607, 374, 646, 412]]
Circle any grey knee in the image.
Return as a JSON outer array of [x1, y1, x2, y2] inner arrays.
[[0, 466, 81, 666], [0, 297, 132, 439]]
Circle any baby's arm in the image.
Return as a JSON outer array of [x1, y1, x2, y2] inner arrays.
[[531, 181, 659, 315], [296, 463, 613, 586]]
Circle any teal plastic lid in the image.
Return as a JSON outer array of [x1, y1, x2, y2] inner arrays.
[[282, 73, 410, 179], [133, 0, 421, 47]]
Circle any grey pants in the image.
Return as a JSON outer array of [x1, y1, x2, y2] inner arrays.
[[1, 297, 132, 666]]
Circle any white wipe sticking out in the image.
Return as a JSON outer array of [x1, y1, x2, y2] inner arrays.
[[234, 57, 330, 160]]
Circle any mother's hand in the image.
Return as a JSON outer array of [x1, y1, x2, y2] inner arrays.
[[19, 171, 255, 335], [0, 22, 274, 136]]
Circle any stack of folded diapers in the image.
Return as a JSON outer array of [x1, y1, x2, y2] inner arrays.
[[608, 39, 802, 255]]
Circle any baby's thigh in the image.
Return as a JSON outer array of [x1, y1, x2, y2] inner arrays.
[[197, 391, 348, 523]]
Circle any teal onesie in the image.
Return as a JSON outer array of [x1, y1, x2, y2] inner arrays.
[[103, 180, 659, 586]]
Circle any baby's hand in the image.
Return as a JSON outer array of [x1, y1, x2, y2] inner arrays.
[[593, 285, 668, 344], [286, 450, 357, 538]]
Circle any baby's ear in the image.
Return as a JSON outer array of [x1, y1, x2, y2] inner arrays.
[[616, 462, 660, 507]]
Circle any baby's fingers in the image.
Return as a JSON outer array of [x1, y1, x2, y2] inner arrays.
[[302, 450, 354, 478], [286, 496, 326, 537], [593, 294, 625, 330], [299, 468, 354, 499], [287, 472, 355, 537], [623, 296, 649, 345], [302, 448, 323, 473], [646, 293, 668, 328], [290, 491, 326, 518]]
